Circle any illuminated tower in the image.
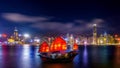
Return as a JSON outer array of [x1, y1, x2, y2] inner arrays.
[[104, 32, 108, 44], [66, 33, 70, 43], [93, 24, 97, 45], [70, 34, 74, 45], [14, 27, 19, 41]]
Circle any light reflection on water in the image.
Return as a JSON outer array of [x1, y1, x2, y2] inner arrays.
[[113, 46, 120, 68], [0, 45, 120, 68], [83, 46, 88, 66]]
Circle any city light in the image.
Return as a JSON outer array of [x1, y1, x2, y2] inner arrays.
[[93, 24, 97, 26], [84, 41, 87, 45], [100, 40, 103, 44], [23, 34, 30, 38], [1, 24, 120, 45], [34, 39, 40, 43], [2, 34, 7, 38], [18, 34, 22, 37]]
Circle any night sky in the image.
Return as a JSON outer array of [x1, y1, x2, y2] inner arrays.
[[0, 0, 120, 36]]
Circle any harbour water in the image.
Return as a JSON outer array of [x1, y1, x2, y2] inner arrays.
[[0, 45, 120, 68]]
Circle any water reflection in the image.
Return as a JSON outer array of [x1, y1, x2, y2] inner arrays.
[[43, 63, 73, 68], [73, 45, 88, 68], [83, 46, 88, 67], [0, 45, 120, 68], [113, 46, 120, 68], [100, 46, 108, 64], [0, 46, 3, 68], [19, 45, 42, 68], [20, 46, 31, 68]]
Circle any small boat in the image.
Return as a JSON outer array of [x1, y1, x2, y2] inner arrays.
[[38, 37, 78, 63]]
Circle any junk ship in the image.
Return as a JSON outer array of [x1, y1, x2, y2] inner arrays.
[[38, 36, 78, 62]]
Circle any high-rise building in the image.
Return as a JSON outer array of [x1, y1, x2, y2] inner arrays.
[[93, 24, 97, 45], [8, 27, 23, 45], [14, 27, 19, 41]]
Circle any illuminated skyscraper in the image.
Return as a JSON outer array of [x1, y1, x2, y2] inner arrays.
[[8, 27, 21, 44], [66, 33, 70, 43], [14, 27, 19, 41], [93, 24, 97, 45], [69, 34, 74, 45]]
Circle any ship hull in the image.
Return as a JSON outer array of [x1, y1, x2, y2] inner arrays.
[[39, 51, 77, 63]]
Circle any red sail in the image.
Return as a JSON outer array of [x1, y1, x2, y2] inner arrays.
[[50, 36, 67, 52], [73, 43, 78, 50], [38, 41, 49, 53]]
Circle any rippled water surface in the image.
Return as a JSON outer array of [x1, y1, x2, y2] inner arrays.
[[0, 45, 120, 68]]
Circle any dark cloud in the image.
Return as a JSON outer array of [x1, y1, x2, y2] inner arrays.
[[1, 13, 106, 34]]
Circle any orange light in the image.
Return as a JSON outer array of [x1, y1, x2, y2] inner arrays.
[[73, 43, 78, 50], [46, 49, 49, 52], [58, 44, 60, 47]]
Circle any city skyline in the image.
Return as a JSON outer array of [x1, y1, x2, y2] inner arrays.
[[2, 26, 120, 45]]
